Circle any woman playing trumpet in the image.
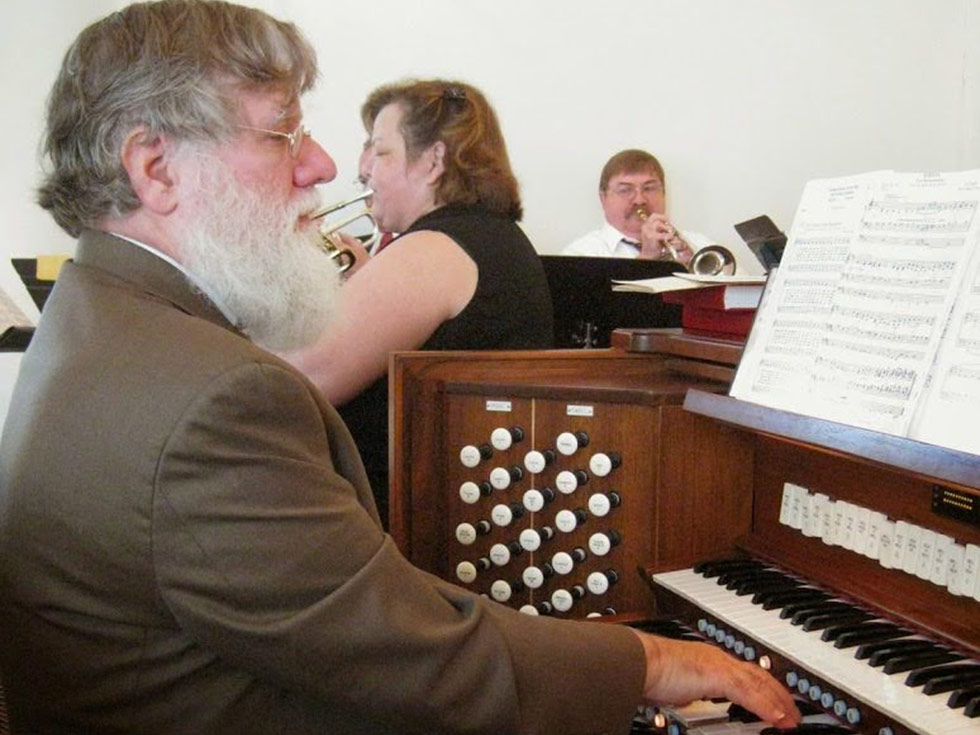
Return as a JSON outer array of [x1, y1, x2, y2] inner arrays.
[[283, 79, 554, 523]]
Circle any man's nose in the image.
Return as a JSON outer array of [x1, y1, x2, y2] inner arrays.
[[295, 136, 337, 187]]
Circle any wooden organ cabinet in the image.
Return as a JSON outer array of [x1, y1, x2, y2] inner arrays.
[[390, 329, 980, 735], [388, 331, 751, 619]]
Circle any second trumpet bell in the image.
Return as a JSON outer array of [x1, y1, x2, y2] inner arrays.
[[311, 189, 380, 272]]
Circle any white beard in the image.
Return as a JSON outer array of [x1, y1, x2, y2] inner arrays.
[[173, 151, 342, 351]]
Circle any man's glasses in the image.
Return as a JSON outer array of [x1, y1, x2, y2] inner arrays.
[[238, 121, 309, 158], [608, 183, 664, 198]]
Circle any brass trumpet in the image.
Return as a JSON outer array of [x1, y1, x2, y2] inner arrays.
[[634, 206, 736, 276], [310, 189, 380, 273]]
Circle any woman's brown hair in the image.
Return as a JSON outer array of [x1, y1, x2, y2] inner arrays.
[[362, 79, 522, 220]]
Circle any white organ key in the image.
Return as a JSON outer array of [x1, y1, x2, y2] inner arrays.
[[947, 543, 966, 596], [892, 520, 909, 570], [916, 528, 937, 580], [779, 483, 794, 526], [819, 496, 834, 543], [902, 523, 922, 576], [840, 501, 858, 551], [797, 487, 811, 533], [652, 568, 979, 735], [805, 492, 828, 538], [853, 506, 870, 554], [829, 501, 846, 547], [963, 543, 980, 602], [864, 510, 887, 560], [930, 533, 953, 587], [878, 520, 896, 569]]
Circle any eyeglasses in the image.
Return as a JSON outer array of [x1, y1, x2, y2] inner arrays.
[[238, 121, 309, 158], [608, 182, 664, 198]]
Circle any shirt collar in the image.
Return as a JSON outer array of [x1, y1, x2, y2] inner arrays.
[[109, 232, 239, 327], [600, 221, 638, 251]]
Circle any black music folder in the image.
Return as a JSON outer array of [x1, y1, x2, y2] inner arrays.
[[540, 255, 685, 348], [734, 215, 787, 271]]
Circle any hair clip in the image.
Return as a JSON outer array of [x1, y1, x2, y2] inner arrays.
[[443, 86, 467, 102]]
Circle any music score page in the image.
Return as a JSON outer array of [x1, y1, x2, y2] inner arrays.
[[731, 169, 980, 455]]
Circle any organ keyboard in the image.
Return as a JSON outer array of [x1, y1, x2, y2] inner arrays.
[[652, 566, 978, 735], [642, 383, 980, 735]]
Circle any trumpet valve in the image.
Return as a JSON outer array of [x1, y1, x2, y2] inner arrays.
[[317, 232, 356, 273]]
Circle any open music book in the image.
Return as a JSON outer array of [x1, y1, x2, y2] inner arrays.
[[730, 169, 980, 456], [612, 272, 765, 295]]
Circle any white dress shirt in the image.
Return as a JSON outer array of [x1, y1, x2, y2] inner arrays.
[[561, 221, 765, 275], [562, 221, 712, 259]]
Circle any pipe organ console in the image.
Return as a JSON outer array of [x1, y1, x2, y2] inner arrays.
[[390, 330, 980, 735]]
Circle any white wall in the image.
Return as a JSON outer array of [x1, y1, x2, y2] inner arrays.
[[2, 0, 978, 270]]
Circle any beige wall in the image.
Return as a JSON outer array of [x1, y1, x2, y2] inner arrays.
[[3, 0, 978, 258]]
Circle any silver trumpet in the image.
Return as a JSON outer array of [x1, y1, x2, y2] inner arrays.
[[310, 189, 380, 273], [634, 206, 736, 276]]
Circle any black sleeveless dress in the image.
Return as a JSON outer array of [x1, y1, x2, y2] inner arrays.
[[338, 204, 554, 527]]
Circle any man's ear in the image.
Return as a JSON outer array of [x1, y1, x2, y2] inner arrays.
[[119, 127, 179, 215]]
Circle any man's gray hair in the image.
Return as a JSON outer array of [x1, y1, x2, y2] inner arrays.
[[38, 0, 318, 236]]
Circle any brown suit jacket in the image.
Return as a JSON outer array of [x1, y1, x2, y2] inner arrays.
[[0, 231, 644, 734]]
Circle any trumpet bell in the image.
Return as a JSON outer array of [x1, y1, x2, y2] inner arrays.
[[311, 189, 380, 273], [689, 245, 736, 276]]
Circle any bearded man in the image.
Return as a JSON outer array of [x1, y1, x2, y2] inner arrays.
[[0, 2, 799, 733]]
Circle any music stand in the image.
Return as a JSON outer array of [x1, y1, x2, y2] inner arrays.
[[734, 215, 786, 271], [540, 255, 685, 348]]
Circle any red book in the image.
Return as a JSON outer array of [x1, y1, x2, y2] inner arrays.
[[662, 284, 763, 310], [681, 305, 756, 337]]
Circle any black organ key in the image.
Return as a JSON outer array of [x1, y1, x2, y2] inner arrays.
[[857, 637, 937, 662], [726, 702, 762, 723], [908, 664, 980, 687], [949, 684, 980, 708], [784, 600, 853, 621], [906, 662, 980, 688], [922, 669, 980, 695], [755, 587, 831, 609], [800, 610, 874, 632], [694, 558, 763, 577], [822, 621, 907, 646], [834, 626, 911, 649], [965, 694, 980, 717], [734, 577, 804, 597], [718, 568, 783, 588], [884, 650, 967, 675], [759, 724, 856, 734]]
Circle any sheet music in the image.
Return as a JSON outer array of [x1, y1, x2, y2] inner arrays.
[[0, 257, 39, 329], [731, 170, 980, 444], [0, 286, 33, 332], [906, 172, 980, 453]]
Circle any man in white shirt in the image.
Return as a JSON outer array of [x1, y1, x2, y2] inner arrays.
[[563, 149, 763, 274]]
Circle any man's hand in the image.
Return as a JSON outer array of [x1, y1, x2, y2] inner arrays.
[[638, 213, 694, 265], [632, 630, 801, 729]]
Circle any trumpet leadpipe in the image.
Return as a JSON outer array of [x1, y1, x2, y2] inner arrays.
[[309, 188, 374, 221]]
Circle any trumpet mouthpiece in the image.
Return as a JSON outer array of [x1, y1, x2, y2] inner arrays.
[[634, 206, 648, 220]]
